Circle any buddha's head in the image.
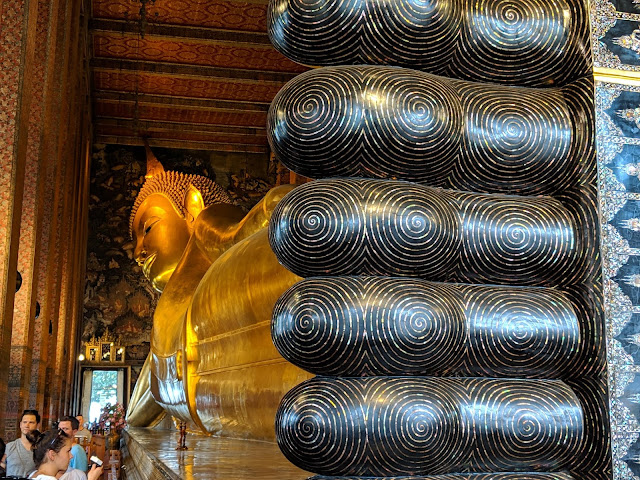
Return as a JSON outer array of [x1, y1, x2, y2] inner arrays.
[[130, 146, 231, 292]]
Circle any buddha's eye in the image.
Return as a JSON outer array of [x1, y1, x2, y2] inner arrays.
[[143, 217, 160, 236]]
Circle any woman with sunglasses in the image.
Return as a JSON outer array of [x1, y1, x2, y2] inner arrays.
[[29, 429, 102, 480]]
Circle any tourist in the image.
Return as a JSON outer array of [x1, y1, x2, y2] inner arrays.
[[29, 429, 102, 480], [74, 415, 91, 444], [1, 409, 40, 476], [0, 437, 5, 476], [58, 416, 87, 472]]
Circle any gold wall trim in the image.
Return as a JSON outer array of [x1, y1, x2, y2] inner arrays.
[[594, 67, 640, 86]]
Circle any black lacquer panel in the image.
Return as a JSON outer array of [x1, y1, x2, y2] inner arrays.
[[267, 0, 606, 474], [273, 277, 580, 378], [268, 67, 593, 195], [310, 476, 575, 480], [268, 0, 591, 87], [276, 377, 583, 476], [269, 178, 594, 286]]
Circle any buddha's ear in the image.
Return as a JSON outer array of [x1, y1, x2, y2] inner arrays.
[[183, 184, 204, 228]]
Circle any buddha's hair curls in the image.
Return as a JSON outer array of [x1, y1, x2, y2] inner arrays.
[[129, 171, 231, 238]]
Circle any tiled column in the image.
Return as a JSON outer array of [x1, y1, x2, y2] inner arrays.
[[0, 0, 41, 435], [46, 0, 88, 421], [28, 0, 65, 421], [6, 0, 57, 438]]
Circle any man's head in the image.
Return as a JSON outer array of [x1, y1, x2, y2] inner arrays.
[[76, 414, 85, 430], [19, 409, 40, 437], [130, 170, 231, 292], [58, 416, 79, 437]]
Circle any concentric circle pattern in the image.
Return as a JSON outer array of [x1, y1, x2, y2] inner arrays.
[[309, 474, 575, 479], [456, 193, 576, 285], [267, 0, 590, 86], [276, 377, 583, 476], [268, 66, 588, 195], [267, 0, 604, 474], [272, 277, 579, 377], [269, 178, 577, 285], [464, 379, 583, 471], [276, 378, 368, 474]]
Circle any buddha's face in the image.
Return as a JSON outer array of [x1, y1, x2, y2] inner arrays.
[[132, 193, 191, 292]]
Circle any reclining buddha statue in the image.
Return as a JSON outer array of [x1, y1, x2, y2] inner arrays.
[[125, 147, 311, 438]]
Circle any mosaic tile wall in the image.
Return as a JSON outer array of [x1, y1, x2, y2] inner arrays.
[[593, 0, 640, 72], [596, 80, 640, 479], [592, 0, 640, 478]]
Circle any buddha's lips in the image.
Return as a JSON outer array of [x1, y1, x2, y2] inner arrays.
[[142, 252, 157, 279]]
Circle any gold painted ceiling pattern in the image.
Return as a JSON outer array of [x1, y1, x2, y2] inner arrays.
[[90, 0, 307, 152], [93, 0, 269, 32]]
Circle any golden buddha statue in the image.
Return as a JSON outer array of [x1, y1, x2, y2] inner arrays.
[[126, 147, 311, 439]]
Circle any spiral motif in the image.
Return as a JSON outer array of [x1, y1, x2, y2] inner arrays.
[[276, 378, 367, 474], [267, 0, 590, 86], [456, 193, 575, 285], [563, 376, 611, 476], [269, 179, 577, 286], [272, 278, 580, 377], [276, 377, 583, 476], [460, 285, 579, 377], [452, 0, 583, 85], [272, 277, 368, 373], [269, 179, 367, 273], [273, 277, 466, 375], [367, 184, 459, 277], [453, 82, 577, 194], [268, 66, 589, 195], [362, 0, 460, 68], [309, 474, 576, 479], [463, 379, 582, 471], [367, 378, 467, 474]]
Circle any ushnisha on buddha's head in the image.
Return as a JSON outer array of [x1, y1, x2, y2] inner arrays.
[[130, 146, 231, 292]]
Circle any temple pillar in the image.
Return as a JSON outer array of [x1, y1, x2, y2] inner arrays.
[[46, 0, 90, 423], [6, 0, 59, 438], [0, 0, 41, 436], [29, 0, 65, 420], [1, 0, 91, 435]]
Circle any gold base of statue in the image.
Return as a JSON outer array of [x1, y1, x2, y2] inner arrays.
[[121, 427, 310, 480]]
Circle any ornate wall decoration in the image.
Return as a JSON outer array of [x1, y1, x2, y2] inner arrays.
[[594, 80, 640, 479], [592, 0, 640, 72], [93, 0, 270, 32], [93, 70, 284, 102], [93, 32, 306, 73]]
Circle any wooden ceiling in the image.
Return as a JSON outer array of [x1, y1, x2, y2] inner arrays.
[[89, 0, 308, 153]]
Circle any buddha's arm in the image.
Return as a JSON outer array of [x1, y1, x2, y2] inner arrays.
[[126, 354, 165, 427]]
